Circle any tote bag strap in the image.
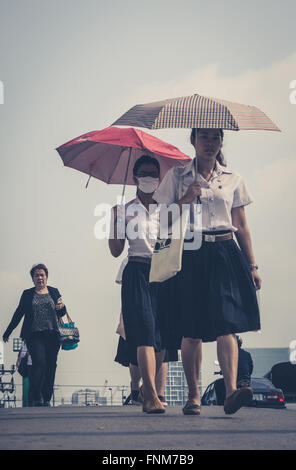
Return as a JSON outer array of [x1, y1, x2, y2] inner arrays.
[[59, 312, 73, 325], [155, 172, 184, 234], [178, 172, 184, 200]]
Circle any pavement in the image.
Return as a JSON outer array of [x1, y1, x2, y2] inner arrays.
[[0, 404, 296, 451]]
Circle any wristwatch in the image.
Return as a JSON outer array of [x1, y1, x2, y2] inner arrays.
[[250, 264, 259, 270]]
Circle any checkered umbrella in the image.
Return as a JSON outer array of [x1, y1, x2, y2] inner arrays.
[[112, 93, 280, 131]]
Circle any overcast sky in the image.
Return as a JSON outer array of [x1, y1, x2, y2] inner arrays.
[[1, 0, 296, 393]]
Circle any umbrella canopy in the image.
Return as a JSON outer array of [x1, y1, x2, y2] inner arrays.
[[56, 126, 191, 188], [112, 93, 281, 131]]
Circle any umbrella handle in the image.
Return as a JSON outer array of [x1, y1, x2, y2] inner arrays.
[[194, 133, 201, 205], [85, 174, 91, 188]]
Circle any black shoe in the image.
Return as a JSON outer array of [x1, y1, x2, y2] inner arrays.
[[182, 401, 201, 415], [43, 401, 51, 407], [224, 387, 253, 415]]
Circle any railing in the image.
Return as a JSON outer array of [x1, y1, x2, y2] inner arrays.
[[0, 382, 131, 408], [1, 381, 210, 408]]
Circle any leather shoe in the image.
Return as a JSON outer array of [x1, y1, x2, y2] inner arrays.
[[33, 400, 44, 407], [143, 396, 165, 414], [182, 401, 201, 415], [224, 387, 253, 415]]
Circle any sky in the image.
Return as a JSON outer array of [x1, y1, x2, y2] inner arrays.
[[0, 0, 296, 396]]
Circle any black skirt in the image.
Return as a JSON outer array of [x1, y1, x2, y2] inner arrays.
[[158, 237, 261, 346], [114, 336, 178, 367], [121, 261, 164, 364]]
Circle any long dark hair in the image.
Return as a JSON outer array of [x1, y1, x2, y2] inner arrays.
[[190, 128, 227, 167]]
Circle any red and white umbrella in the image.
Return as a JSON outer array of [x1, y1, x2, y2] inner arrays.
[[56, 126, 191, 200]]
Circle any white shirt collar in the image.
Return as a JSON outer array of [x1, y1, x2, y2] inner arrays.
[[180, 159, 232, 177]]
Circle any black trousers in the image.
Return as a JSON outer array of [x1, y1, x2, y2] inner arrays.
[[26, 331, 60, 403]]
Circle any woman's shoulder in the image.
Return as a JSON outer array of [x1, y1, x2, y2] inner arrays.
[[221, 165, 243, 180], [47, 286, 60, 295], [22, 287, 35, 295]]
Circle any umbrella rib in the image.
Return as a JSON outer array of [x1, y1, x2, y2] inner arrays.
[[106, 146, 127, 184]]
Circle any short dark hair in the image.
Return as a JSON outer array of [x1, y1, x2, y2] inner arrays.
[[190, 128, 226, 167], [133, 155, 160, 178], [30, 263, 48, 279]]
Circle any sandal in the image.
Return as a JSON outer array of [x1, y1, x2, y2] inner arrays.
[[182, 401, 201, 415]]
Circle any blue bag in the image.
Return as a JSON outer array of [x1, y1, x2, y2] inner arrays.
[[58, 314, 80, 351]]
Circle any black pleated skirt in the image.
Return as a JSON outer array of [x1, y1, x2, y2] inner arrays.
[[114, 336, 178, 367], [158, 237, 261, 347], [121, 261, 164, 364]]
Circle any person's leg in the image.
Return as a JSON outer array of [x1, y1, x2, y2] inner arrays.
[[155, 361, 168, 398], [42, 333, 60, 404], [216, 334, 238, 398], [137, 346, 165, 412], [129, 363, 143, 404], [26, 334, 46, 405], [218, 334, 253, 414], [137, 346, 158, 398], [129, 364, 141, 391], [27, 366, 34, 407], [181, 337, 202, 405]]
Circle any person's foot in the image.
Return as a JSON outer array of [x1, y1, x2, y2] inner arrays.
[[43, 401, 51, 407], [182, 400, 201, 415], [224, 387, 253, 415], [131, 390, 143, 406], [158, 395, 168, 407], [143, 396, 165, 414]]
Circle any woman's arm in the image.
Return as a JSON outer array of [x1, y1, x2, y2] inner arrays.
[[231, 206, 262, 290], [2, 292, 26, 342], [108, 206, 126, 257], [55, 290, 67, 318]]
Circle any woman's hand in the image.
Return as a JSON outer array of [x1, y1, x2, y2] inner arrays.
[[109, 205, 126, 257], [55, 298, 65, 310], [251, 268, 262, 290], [181, 181, 202, 204]]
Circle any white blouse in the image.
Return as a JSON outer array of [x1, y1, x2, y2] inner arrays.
[[153, 160, 253, 233], [124, 197, 159, 258]]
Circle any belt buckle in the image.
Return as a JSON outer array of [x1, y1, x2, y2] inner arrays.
[[204, 234, 216, 242]]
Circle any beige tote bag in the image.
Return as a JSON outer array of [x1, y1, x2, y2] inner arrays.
[[149, 175, 189, 283]]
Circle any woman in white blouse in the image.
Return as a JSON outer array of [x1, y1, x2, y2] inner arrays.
[[153, 128, 261, 416], [109, 155, 166, 414]]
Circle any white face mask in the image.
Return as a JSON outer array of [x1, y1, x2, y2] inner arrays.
[[137, 176, 160, 194]]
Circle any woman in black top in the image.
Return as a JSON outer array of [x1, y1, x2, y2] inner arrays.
[[2, 263, 66, 406]]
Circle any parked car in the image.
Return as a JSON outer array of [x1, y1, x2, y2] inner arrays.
[[201, 377, 286, 409], [265, 362, 296, 402]]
